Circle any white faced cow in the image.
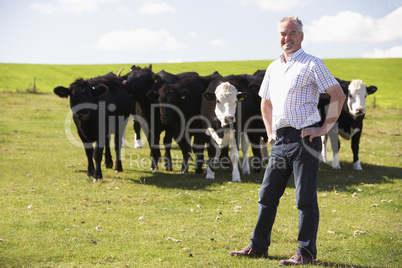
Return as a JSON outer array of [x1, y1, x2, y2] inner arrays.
[[319, 78, 378, 171], [201, 77, 254, 182]]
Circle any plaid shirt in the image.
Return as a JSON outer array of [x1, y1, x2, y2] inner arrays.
[[259, 48, 339, 134]]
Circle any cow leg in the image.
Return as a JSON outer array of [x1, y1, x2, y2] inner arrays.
[[104, 135, 113, 169], [248, 133, 263, 173], [178, 140, 191, 174], [174, 124, 192, 174], [93, 141, 104, 180], [114, 117, 126, 173], [219, 145, 230, 169], [205, 138, 216, 179], [240, 133, 250, 175], [193, 134, 206, 174], [150, 132, 161, 171], [150, 148, 161, 171], [140, 119, 160, 171], [163, 132, 173, 171], [133, 120, 142, 148], [206, 146, 220, 180], [133, 102, 142, 149], [151, 150, 161, 171], [321, 135, 328, 163], [229, 130, 241, 182], [351, 128, 363, 171], [85, 147, 95, 177], [328, 125, 341, 170]]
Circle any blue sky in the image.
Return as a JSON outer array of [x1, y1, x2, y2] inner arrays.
[[1, 0, 401, 64]]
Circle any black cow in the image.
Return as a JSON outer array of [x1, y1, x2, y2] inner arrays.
[[153, 73, 212, 173], [201, 74, 267, 181], [54, 73, 132, 181], [318, 78, 378, 170], [238, 73, 269, 163], [122, 65, 176, 171]]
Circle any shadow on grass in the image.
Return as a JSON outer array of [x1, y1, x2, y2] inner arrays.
[[123, 168, 244, 191], [267, 253, 383, 268], [227, 254, 382, 268], [314, 260, 382, 268], [316, 161, 401, 192], [121, 158, 401, 192]]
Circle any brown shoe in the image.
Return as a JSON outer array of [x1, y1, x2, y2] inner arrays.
[[279, 254, 317, 266], [229, 245, 268, 258]]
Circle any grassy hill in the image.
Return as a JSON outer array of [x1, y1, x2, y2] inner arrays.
[[0, 58, 401, 108]]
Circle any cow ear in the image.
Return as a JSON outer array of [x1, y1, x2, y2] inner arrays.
[[367, 85, 378, 95], [237, 92, 249, 101], [178, 88, 189, 99], [93, 84, 109, 97], [146, 90, 159, 101], [54, 86, 70, 98], [148, 64, 152, 71], [203, 92, 216, 101], [152, 74, 161, 84]]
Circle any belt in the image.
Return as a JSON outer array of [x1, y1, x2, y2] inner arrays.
[[276, 123, 319, 137]]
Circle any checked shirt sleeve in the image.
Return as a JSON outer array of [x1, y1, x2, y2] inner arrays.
[[312, 58, 339, 93]]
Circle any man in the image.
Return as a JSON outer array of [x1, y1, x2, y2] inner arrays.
[[229, 16, 345, 266]]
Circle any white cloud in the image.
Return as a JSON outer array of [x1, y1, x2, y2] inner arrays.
[[210, 39, 226, 47], [305, 7, 402, 43], [30, 3, 60, 14], [31, 0, 116, 15], [91, 29, 187, 51], [374, 7, 402, 42], [238, 0, 305, 12], [362, 45, 402, 58], [189, 32, 199, 38], [139, 2, 176, 15], [116, 6, 130, 13]]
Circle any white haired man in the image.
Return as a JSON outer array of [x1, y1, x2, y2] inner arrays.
[[229, 16, 345, 266]]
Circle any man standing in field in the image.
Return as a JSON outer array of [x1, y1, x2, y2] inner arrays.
[[229, 16, 345, 265]]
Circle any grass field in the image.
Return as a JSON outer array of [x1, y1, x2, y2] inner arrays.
[[0, 58, 401, 108], [0, 59, 401, 267]]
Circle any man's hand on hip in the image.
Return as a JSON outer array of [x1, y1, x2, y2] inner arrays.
[[301, 127, 326, 142]]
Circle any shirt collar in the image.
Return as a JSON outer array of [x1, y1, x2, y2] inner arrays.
[[280, 48, 305, 62]]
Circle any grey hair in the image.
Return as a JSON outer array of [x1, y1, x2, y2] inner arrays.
[[279, 16, 303, 33]]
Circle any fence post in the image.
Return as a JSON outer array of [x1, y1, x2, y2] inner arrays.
[[33, 77, 36, 93]]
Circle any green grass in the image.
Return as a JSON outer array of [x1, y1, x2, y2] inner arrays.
[[0, 93, 401, 267], [324, 58, 402, 109], [0, 59, 401, 267], [1, 58, 401, 108]]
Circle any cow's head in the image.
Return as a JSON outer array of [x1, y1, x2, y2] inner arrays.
[[54, 78, 108, 122], [156, 83, 189, 124], [202, 82, 249, 127], [346, 79, 377, 118], [122, 65, 154, 97]]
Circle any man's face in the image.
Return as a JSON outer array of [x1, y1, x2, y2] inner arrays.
[[278, 20, 304, 55]]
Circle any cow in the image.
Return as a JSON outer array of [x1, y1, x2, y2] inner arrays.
[[230, 74, 268, 169], [54, 73, 132, 181], [201, 75, 267, 182], [152, 73, 212, 173], [318, 78, 378, 170], [123, 66, 200, 172], [122, 65, 177, 171]]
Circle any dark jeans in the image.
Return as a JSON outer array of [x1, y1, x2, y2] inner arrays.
[[249, 126, 322, 258]]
